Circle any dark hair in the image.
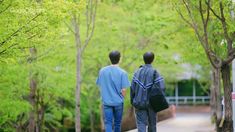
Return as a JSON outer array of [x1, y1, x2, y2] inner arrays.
[[143, 52, 154, 64], [109, 50, 120, 64]]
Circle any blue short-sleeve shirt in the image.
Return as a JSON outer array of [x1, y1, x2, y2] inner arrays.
[[96, 65, 130, 106]]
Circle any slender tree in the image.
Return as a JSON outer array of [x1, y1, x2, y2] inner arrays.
[[70, 0, 98, 131], [28, 47, 37, 132], [28, 0, 42, 131]]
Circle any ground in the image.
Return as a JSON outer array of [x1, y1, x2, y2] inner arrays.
[[127, 106, 215, 132]]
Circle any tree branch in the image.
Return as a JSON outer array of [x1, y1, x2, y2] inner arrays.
[[199, 1, 221, 69], [24, 24, 40, 33], [176, 7, 194, 28], [205, 0, 222, 21], [181, 0, 221, 69], [86, 0, 92, 38], [182, 0, 205, 49], [82, 0, 98, 53], [72, 15, 82, 49], [199, 0, 205, 25], [199, 0, 210, 49], [223, 48, 235, 65], [0, 0, 12, 14], [89, 0, 93, 27], [0, 43, 18, 55], [205, 0, 210, 27], [206, 48, 222, 69], [28, 34, 38, 40], [34, 46, 54, 61], [219, 1, 233, 52], [64, 20, 75, 34], [0, 13, 42, 47]]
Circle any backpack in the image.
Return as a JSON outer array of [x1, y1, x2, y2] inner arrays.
[[149, 75, 169, 112], [131, 66, 155, 110]]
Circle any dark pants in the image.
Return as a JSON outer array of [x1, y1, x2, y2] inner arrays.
[[103, 104, 123, 132], [135, 107, 157, 132]]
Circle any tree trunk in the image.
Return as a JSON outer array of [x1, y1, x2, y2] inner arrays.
[[28, 83, 36, 131], [28, 47, 37, 132], [89, 104, 95, 132], [37, 102, 45, 132], [211, 68, 222, 132], [221, 64, 233, 132], [72, 0, 97, 129], [36, 89, 39, 132], [73, 13, 82, 132], [75, 49, 82, 132], [16, 125, 23, 132]]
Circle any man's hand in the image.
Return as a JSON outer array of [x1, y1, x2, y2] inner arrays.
[[121, 89, 126, 97]]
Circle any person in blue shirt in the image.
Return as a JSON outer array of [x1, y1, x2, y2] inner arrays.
[[96, 50, 130, 132]]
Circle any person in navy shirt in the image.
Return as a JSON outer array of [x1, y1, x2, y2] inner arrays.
[[96, 50, 130, 132]]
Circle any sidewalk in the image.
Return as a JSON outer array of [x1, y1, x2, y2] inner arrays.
[[127, 112, 215, 132]]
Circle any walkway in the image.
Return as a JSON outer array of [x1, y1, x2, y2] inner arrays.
[[127, 111, 215, 132]]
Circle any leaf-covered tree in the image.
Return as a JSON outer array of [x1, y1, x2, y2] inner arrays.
[[175, 0, 235, 131]]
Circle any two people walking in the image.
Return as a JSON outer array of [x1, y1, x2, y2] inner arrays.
[[96, 51, 165, 132]]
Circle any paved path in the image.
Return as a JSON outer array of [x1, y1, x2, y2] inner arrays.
[[127, 113, 215, 132]]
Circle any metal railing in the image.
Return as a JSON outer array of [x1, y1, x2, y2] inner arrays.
[[166, 96, 210, 105]]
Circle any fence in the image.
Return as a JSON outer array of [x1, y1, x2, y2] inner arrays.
[[166, 96, 210, 105]]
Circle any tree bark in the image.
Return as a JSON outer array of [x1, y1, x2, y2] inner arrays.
[[73, 13, 82, 132], [211, 68, 222, 132], [89, 104, 95, 132], [72, 1, 97, 131], [75, 49, 82, 132], [37, 108, 45, 132], [221, 64, 233, 132], [36, 96, 45, 132], [28, 0, 41, 130], [28, 47, 37, 132]]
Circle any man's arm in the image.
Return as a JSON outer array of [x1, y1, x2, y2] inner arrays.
[[121, 89, 126, 97], [121, 72, 130, 98]]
